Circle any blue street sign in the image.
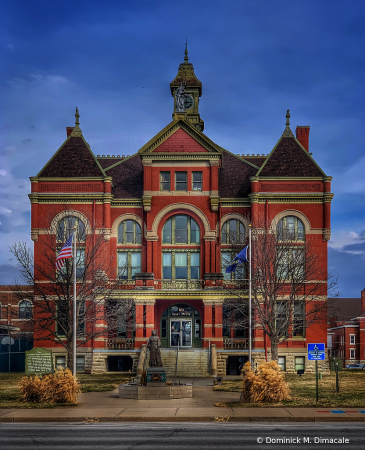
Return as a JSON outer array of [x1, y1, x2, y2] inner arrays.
[[308, 343, 325, 361]]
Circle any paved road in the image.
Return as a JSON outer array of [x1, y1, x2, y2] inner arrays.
[[1, 422, 365, 450]]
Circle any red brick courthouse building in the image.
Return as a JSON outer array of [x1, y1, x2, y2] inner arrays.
[[29, 51, 333, 375]]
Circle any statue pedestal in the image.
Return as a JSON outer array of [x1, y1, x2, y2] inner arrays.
[[146, 367, 166, 386]]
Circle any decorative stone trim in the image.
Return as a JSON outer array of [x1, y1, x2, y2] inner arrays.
[[50, 210, 92, 235], [111, 213, 143, 238], [210, 195, 219, 212], [142, 196, 152, 212], [323, 228, 331, 241], [31, 229, 39, 242]]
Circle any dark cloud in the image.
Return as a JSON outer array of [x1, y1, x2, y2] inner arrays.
[[0, 264, 22, 285]]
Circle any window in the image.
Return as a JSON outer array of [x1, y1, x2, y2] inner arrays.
[[221, 251, 246, 281], [57, 216, 85, 242], [277, 247, 305, 281], [278, 356, 286, 371], [350, 335, 356, 345], [57, 301, 68, 336], [276, 301, 288, 337], [192, 172, 202, 191], [19, 300, 32, 319], [162, 215, 200, 245], [55, 356, 66, 370], [118, 251, 141, 280], [221, 219, 245, 244], [293, 301, 305, 337], [57, 248, 85, 279], [118, 220, 141, 244], [162, 251, 200, 280], [277, 216, 305, 241], [350, 349, 356, 359], [175, 172, 187, 191], [160, 172, 170, 191], [76, 356, 85, 372], [341, 335, 344, 345], [295, 356, 305, 372]]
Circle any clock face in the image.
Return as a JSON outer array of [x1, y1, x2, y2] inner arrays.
[[184, 94, 194, 110]]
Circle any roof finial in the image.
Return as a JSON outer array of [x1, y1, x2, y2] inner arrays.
[[283, 109, 294, 137], [70, 106, 82, 136], [184, 39, 188, 62], [75, 107, 80, 126]]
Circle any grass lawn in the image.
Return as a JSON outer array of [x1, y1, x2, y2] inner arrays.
[[214, 370, 365, 408], [0, 372, 129, 408]]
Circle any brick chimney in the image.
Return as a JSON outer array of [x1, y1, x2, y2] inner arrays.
[[361, 289, 365, 313], [66, 127, 74, 137], [295, 126, 310, 152]]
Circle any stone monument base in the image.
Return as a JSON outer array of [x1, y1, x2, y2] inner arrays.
[[118, 383, 192, 400], [146, 367, 166, 385]]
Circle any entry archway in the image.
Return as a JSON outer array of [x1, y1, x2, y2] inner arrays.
[[160, 303, 202, 349]]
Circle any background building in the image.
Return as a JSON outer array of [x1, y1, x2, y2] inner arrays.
[[28, 50, 333, 375]]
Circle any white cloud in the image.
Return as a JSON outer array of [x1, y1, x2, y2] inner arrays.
[[329, 229, 365, 251]]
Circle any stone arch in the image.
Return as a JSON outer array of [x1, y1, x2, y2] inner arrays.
[[219, 213, 250, 233], [50, 210, 92, 234], [111, 213, 143, 239], [271, 210, 311, 233], [151, 203, 212, 237]]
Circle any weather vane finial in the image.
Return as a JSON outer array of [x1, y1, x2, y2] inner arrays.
[[184, 39, 188, 62], [75, 107, 80, 126]]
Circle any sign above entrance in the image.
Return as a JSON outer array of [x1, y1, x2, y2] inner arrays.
[[170, 305, 192, 316]]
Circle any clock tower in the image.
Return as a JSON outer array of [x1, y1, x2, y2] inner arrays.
[[170, 43, 204, 132]]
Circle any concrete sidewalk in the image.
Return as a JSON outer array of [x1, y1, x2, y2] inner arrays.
[[0, 377, 364, 423]]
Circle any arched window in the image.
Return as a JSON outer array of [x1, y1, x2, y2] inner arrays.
[[161, 215, 200, 282], [221, 219, 245, 244], [118, 220, 141, 244], [277, 216, 305, 241], [19, 300, 32, 319], [57, 216, 86, 242], [162, 215, 200, 245]]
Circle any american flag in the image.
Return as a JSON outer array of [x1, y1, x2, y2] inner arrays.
[[55, 233, 74, 271]]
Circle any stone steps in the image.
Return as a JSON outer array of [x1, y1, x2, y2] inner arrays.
[[144, 348, 210, 377]]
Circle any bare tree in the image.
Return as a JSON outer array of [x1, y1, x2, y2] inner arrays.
[[223, 219, 338, 362], [9, 212, 140, 373]]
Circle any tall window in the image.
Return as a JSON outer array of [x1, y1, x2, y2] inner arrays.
[[19, 300, 32, 319], [221, 251, 246, 281], [277, 216, 305, 241], [221, 219, 245, 244], [118, 220, 141, 244], [192, 172, 202, 191], [162, 215, 200, 244], [293, 301, 305, 337], [277, 247, 305, 281], [118, 251, 141, 280], [57, 216, 86, 242], [160, 172, 170, 191], [276, 301, 288, 337], [175, 172, 187, 191], [162, 251, 200, 280]]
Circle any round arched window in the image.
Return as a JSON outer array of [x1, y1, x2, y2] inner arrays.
[[57, 216, 85, 242], [221, 219, 245, 244], [118, 220, 141, 244], [277, 216, 305, 241], [19, 300, 32, 319], [162, 215, 200, 245]]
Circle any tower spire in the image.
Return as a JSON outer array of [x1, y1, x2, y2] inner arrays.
[[184, 39, 188, 62]]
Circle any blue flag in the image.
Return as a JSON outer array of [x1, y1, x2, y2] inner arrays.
[[225, 246, 248, 273]]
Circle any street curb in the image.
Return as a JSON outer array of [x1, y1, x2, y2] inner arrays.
[[1, 416, 365, 423]]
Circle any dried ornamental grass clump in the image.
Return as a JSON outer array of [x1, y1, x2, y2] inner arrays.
[[19, 369, 81, 404], [241, 361, 291, 403]]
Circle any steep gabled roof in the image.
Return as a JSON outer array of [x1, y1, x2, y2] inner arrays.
[[138, 118, 222, 155], [104, 154, 143, 198], [37, 111, 106, 178], [257, 113, 326, 178]]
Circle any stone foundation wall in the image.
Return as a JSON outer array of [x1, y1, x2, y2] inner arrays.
[[91, 351, 140, 373], [119, 384, 193, 400]]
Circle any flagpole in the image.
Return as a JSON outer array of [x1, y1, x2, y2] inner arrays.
[[73, 226, 77, 376], [249, 224, 252, 366]]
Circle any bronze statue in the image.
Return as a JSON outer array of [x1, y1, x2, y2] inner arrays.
[[147, 330, 163, 367]]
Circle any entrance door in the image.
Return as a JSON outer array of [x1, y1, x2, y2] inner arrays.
[[170, 320, 192, 347]]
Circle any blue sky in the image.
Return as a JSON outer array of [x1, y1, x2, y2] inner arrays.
[[1, 0, 365, 296]]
